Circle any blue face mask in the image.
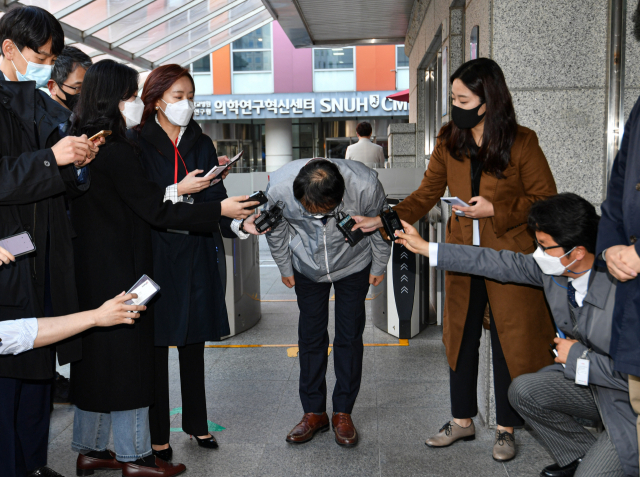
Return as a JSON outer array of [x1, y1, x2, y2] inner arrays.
[[12, 43, 52, 89]]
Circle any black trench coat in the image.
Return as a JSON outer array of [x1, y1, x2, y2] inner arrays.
[[0, 80, 84, 379], [69, 136, 223, 412], [135, 118, 233, 346]]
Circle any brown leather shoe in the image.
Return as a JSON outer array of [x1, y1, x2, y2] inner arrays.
[[121, 457, 186, 477], [76, 451, 123, 476], [332, 412, 358, 447], [286, 412, 330, 443]]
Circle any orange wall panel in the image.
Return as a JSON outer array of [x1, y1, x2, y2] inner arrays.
[[212, 45, 231, 95], [356, 45, 396, 92]]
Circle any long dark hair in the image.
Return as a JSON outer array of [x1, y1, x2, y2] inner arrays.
[[70, 59, 139, 141], [138, 64, 195, 130], [439, 58, 518, 177]]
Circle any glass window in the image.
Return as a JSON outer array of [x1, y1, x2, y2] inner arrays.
[[233, 51, 272, 72], [231, 23, 273, 94], [314, 48, 354, 70], [397, 46, 409, 68], [232, 26, 272, 50], [192, 55, 211, 73], [470, 26, 479, 60]]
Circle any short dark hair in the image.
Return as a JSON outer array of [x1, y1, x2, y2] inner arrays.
[[356, 121, 372, 137], [293, 159, 345, 213], [528, 193, 600, 254], [0, 6, 64, 57], [52, 46, 92, 85]]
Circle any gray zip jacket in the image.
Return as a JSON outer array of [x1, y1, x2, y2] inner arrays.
[[265, 159, 390, 283], [437, 243, 638, 477]]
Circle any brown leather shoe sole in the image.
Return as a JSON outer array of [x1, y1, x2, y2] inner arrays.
[[425, 434, 475, 448], [285, 423, 330, 444]]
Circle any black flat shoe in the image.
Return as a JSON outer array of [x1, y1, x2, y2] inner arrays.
[[540, 458, 582, 477], [152, 445, 173, 462], [190, 434, 218, 449]]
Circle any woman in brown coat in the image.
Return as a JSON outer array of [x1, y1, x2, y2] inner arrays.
[[354, 58, 556, 460]]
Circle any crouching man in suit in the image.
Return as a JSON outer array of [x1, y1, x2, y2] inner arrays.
[[394, 193, 638, 477]]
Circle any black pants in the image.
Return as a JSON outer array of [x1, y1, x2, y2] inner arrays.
[[294, 264, 371, 414], [150, 343, 208, 444], [0, 377, 51, 477], [450, 276, 524, 427]]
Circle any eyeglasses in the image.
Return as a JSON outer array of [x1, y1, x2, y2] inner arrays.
[[534, 239, 564, 252], [58, 82, 81, 94]]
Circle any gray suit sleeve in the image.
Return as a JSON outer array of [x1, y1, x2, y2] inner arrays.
[[564, 342, 629, 392], [264, 184, 294, 277], [437, 243, 545, 287], [366, 173, 391, 276]]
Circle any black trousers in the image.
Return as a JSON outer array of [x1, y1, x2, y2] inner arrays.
[[0, 377, 51, 477], [150, 343, 208, 444], [294, 264, 371, 414], [450, 276, 524, 427]]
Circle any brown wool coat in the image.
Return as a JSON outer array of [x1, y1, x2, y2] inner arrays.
[[394, 125, 557, 378]]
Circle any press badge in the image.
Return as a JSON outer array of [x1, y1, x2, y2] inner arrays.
[[575, 350, 590, 386]]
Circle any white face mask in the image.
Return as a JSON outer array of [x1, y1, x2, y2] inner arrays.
[[532, 246, 577, 276], [160, 98, 195, 127], [121, 97, 145, 129]]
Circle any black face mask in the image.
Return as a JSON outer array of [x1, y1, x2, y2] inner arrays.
[[56, 89, 80, 111], [451, 103, 486, 130]]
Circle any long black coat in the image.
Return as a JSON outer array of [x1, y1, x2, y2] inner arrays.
[[69, 136, 223, 412], [0, 80, 84, 379], [597, 94, 640, 378], [135, 118, 233, 346]]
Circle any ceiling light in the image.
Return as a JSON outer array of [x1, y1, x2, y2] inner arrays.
[[332, 48, 344, 52], [333, 52, 344, 56]]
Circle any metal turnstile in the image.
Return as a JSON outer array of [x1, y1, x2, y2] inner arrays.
[[214, 233, 261, 338], [371, 203, 447, 338]]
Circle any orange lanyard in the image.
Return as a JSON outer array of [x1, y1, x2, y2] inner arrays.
[[173, 137, 188, 184]]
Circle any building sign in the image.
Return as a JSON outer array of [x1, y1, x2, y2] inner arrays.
[[192, 91, 408, 120]]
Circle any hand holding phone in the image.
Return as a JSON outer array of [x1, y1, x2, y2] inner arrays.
[[0, 232, 35, 258], [441, 197, 470, 216], [205, 151, 243, 179], [89, 130, 112, 142], [241, 191, 269, 210]]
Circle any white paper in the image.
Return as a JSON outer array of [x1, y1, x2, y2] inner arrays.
[[575, 358, 590, 386], [130, 280, 156, 305]]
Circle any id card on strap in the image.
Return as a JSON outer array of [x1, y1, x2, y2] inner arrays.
[[575, 350, 590, 386]]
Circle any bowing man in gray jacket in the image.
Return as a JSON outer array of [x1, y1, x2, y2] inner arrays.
[[394, 193, 638, 477], [265, 158, 390, 447]]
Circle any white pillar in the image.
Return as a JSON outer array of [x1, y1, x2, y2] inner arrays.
[[265, 118, 292, 172]]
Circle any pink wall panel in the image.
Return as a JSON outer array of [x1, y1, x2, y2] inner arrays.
[[273, 21, 313, 93]]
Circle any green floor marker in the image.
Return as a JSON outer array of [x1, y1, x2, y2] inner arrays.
[[168, 407, 225, 432]]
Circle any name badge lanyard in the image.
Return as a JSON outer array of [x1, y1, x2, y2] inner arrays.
[[173, 138, 193, 204], [470, 156, 482, 246]]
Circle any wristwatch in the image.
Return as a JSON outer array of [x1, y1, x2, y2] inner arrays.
[[239, 219, 246, 233]]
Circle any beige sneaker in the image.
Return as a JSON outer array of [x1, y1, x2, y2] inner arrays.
[[493, 429, 516, 461], [425, 420, 475, 447]]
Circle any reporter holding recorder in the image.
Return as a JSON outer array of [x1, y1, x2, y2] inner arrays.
[[353, 58, 557, 460], [393, 194, 638, 477], [133, 65, 265, 459], [67, 60, 260, 477]]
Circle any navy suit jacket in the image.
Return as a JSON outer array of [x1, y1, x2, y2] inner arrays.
[[597, 94, 640, 377]]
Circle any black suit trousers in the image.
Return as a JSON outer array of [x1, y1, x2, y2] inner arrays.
[[0, 377, 51, 477], [450, 276, 524, 427], [294, 264, 371, 414], [150, 343, 208, 444]]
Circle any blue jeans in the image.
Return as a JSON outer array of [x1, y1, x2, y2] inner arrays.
[[72, 407, 152, 462]]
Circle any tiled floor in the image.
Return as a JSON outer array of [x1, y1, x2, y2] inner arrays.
[[50, 238, 554, 476]]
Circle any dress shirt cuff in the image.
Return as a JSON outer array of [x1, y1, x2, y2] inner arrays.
[[0, 318, 38, 355], [429, 243, 439, 266], [163, 184, 184, 204], [231, 219, 250, 240]]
